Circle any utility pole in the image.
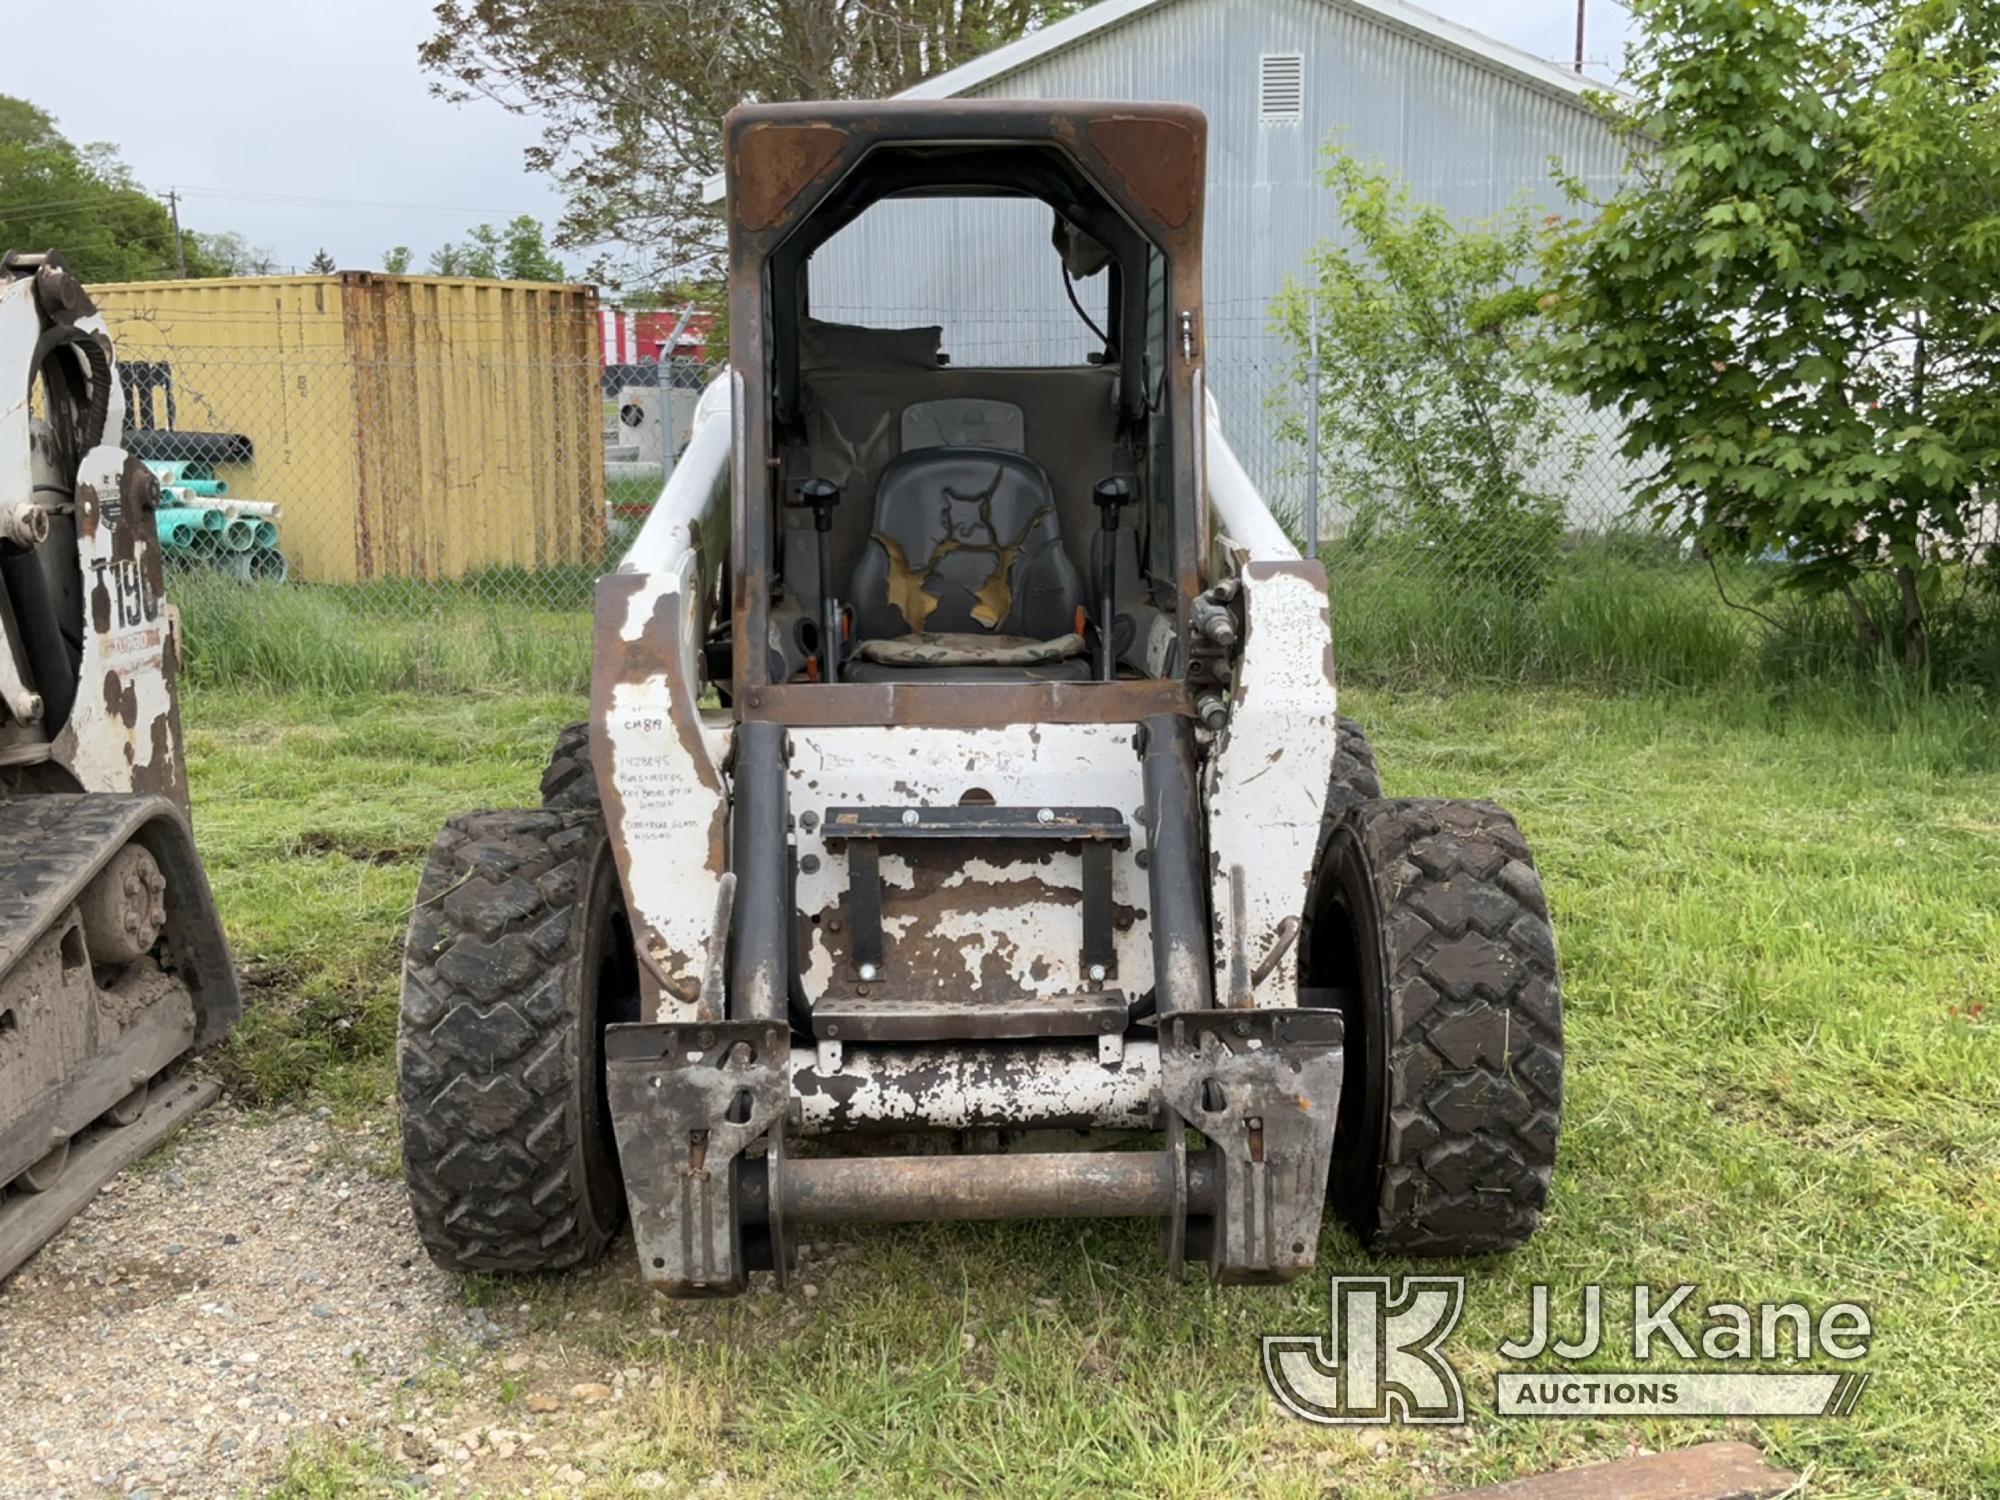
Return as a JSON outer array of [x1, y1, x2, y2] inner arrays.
[[1574, 0, 1586, 73], [167, 189, 187, 278]]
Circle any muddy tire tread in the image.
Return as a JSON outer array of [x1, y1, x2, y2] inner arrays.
[[398, 808, 617, 1273], [1341, 797, 1562, 1255], [539, 723, 597, 813]]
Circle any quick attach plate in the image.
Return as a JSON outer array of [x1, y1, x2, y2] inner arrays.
[[1157, 1008, 1344, 1284], [605, 1019, 792, 1296]]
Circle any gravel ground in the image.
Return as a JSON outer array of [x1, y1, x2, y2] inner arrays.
[[0, 1104, 476, 1499]]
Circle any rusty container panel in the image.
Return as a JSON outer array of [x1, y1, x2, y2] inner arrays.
[[90, 274, 605, 583], [339, 274, 605, 583]]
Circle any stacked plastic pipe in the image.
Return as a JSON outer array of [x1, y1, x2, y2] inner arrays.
[[146, 461, 288, 583]]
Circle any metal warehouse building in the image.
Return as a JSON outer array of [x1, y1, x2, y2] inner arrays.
[[801, 0, 1632, 521]]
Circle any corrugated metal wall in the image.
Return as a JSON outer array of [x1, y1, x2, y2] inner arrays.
[[808, 0, 1633, 517], [92, 274, 604, 584]]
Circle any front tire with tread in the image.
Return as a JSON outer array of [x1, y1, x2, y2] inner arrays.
[[398, 808, 636, 1273], [1306, 797, 1563, 1255], [1325, 715, 1383, 822]]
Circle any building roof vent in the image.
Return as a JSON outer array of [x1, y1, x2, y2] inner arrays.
[[1259, 52, 1305, 124]]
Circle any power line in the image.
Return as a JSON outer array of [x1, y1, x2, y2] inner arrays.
[[0, 193, 133, 218], [171, 185, 559, 218]]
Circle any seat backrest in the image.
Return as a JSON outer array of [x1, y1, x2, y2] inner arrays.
[[850, 448, 1083, 640], [791, 364, 1119, 614]]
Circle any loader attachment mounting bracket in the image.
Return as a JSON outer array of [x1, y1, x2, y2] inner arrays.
[[1158, 1008, 1344, 1284], [605, 1019, 793, 1297]]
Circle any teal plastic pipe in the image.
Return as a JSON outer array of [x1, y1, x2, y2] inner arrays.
[[155, 505, 227, 540], [251, 518, 279, 548], [144, 460, 216, 483], [174, 479, 229, 497]]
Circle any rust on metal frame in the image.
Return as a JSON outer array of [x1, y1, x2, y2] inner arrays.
[[722, 99, 1210, 722], [589, 570, 728, 1016], [743, 678, 1189, 729], [733, 120, 850, 232], [1084, 115, 1203, 228]]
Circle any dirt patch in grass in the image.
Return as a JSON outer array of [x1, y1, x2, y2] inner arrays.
[[292, 831, 429, 866]]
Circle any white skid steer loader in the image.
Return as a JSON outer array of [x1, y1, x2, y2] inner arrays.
[[398, 103, 1563, 1294]]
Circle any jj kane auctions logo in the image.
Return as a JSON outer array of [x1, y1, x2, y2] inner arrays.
[[1263, 1277, 1873, 1425]]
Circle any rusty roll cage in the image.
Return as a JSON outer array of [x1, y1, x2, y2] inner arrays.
[[722, 100, 1209, 728]]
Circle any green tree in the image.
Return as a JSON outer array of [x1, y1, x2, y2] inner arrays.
[[0, 95, 226, 281], [500, 214, 566, 281], [1273, 149, 1576, 594], [192, 229, 278, 276], [427, 216, 567, 280], [421, 0, 1079, 289], [308, 247, 337, 274], [382, 245, 413, 273], [1547, 0, 2000, 667], [429, 222, 501, 278]]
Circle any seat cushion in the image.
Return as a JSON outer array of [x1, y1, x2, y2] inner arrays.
[[845, 657, 1094, 683], [848, 631, 1085, 669]]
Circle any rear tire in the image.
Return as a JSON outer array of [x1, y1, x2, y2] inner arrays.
[[540, 723, 598, 812], [398, 809, 638, 1273], [1304, 797, 1562, 1255]]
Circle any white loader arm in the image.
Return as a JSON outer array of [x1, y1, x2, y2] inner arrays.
[[1203, 386, 1300, 562]]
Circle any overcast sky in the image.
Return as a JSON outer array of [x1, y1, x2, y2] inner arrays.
[[0, 0, 1632, 278]]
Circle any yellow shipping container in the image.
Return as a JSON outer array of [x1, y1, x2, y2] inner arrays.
[[89, 273, 606, 584]]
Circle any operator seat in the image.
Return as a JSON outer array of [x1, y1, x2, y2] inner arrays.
[[846, 447, 1090, 682]]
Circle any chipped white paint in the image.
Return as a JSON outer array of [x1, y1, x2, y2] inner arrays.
[[53, 442, 181, 794], [594, 369, 734, 1010], [598, 522, 731, 1012], [2, 273, 180, 796], [605, 671, 726, 1009], [789, 724, 1150, 1002], [0, 283, 39, 523], [790, 1039, 1159, 1134], [616, 566, 671, 643], [1205, 564, 1338, 1007]]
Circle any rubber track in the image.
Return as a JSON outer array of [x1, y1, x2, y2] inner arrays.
[[539, 723, 598, 813], [0, 795, 168, 966], [1346, 797, 1563, 1254], [398, 809, 615, 1272]]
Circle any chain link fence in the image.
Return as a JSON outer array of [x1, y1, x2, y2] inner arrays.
[[84, 280, 716, 688], [1195, 300, 1765, 683], [89, 280, 1774, 691]]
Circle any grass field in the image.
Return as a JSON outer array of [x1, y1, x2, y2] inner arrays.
[[187, 674, 2000, 1498]]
